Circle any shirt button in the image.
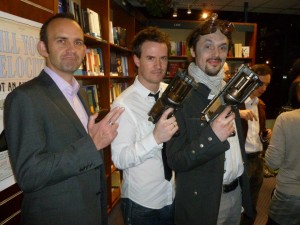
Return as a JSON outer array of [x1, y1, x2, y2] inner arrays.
[[208, 137, 212, 141], [199, 144, 204, 148], [224, 170, 226, 173]]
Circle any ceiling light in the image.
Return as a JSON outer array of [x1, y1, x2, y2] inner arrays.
[[187, 5, 191, 14], [202, 11, 209, 19], [173, 8, 177, 17]]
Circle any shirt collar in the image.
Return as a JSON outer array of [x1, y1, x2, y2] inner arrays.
[[245, 96, 258, 106], [44, 66, 80, 97], [133, 76, 163, 98]]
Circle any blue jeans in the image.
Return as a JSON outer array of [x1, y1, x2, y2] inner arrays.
[[121, 198, 175, 225]]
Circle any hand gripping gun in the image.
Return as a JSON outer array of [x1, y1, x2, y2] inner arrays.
[[148, 70, 198, 124], [201, 64, 263, 122]]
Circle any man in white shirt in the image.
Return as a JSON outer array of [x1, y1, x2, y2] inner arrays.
[[239, 64, 272, 225], [111, 27, 178, 225]]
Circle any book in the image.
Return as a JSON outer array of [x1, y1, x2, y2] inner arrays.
[[116, 26, 127, 47], [109, 21, 114, 44], [82, 84, 100, 113], [73, 1, 82, 27], [58, 0, 67, 13], [110, 51, 118, 76], [112, 27, 119, 45], [96, 48, 104, 75], [234, 43, 242, 58], [116, 55, 123, 76], [85, 48, 94, 75], [170, 41, 176, 56], [81, 8, 90, 34], [87, 8, 101, 39], [121, 56, 128, 76]]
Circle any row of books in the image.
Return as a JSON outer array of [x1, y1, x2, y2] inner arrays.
[[58, 0, 102, 39], [170, 41, 187, 57], [231, 43, 250, 58], [82, 84, 100, 114], [110, 82, 130, 103], [74, 48, 104, 76], [109, 22, 127, 48]]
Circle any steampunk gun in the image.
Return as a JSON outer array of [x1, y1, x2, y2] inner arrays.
[[201, 64, 263, 122], [148, 70, 198, 124]]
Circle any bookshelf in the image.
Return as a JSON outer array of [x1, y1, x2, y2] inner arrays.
[[0, 0, 137, 223], [148, 19, 257, 79]]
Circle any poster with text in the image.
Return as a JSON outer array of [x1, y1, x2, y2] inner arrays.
[[0, 11, 44, 191]]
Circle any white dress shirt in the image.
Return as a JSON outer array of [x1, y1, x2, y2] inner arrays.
[[223, 122, 244, 184], [244, 97, 263, 153], [111, 76, 174, 209]]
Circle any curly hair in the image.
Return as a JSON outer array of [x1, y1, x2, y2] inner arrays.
[[187, 14, 235, 52]]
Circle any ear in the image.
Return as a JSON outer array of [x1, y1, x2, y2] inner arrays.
[[37, 41, 49, 57], [190, 47, 196, 57], [133, 54, 140, 68]]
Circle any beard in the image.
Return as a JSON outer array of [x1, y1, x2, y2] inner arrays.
[[204, 58, 223, 76], [205, 65, 222, 76]]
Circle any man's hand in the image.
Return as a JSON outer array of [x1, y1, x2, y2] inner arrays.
[[88, 106, 125, 150], [239, 109, 257, 121], [153, 108, 179, 144], [210, 106, 236, 142]]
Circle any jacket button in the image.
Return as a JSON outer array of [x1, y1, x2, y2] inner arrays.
[[194, 191, 198, 195], [199, 144, 204, 148], [191, 150, 196, 154], [208, 137, 212, 141]]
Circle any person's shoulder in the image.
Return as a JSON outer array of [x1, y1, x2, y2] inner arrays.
[[6, 71, 47, 98], [112, 84, 135, 104], [160, 82, 168, 91]]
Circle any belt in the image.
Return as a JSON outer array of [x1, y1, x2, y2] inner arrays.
[[223, 178, 239, 193], [246, 152, 261, 159]]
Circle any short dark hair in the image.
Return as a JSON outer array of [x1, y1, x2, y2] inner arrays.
[[40, 13, 77, 48], [131, 27, 170, 58], [187, 13, 234, 52], [251, 64, 272, 76]]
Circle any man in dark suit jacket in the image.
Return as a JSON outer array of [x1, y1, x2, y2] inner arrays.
[[4, 13, 124, 225], [239, 64, 272, 225], [166, 14, 253, 225]]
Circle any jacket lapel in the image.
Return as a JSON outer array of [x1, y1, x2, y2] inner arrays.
[[39, 71, 89, 136]]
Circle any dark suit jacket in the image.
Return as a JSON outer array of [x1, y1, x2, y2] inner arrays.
[[167, 83, 253, 225], [4, 71, 107, 225]]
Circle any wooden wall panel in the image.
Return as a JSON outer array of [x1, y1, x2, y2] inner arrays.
[[0, 0, 57, 23]]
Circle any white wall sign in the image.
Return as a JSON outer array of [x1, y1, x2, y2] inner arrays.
[[0, 11, 44, 191]]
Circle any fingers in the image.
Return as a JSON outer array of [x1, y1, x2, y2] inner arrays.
[[104, 106, 125, 125], [90, 112, 99, 120], [239, 109, 257, 121], [160, 107, 174, 120]]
